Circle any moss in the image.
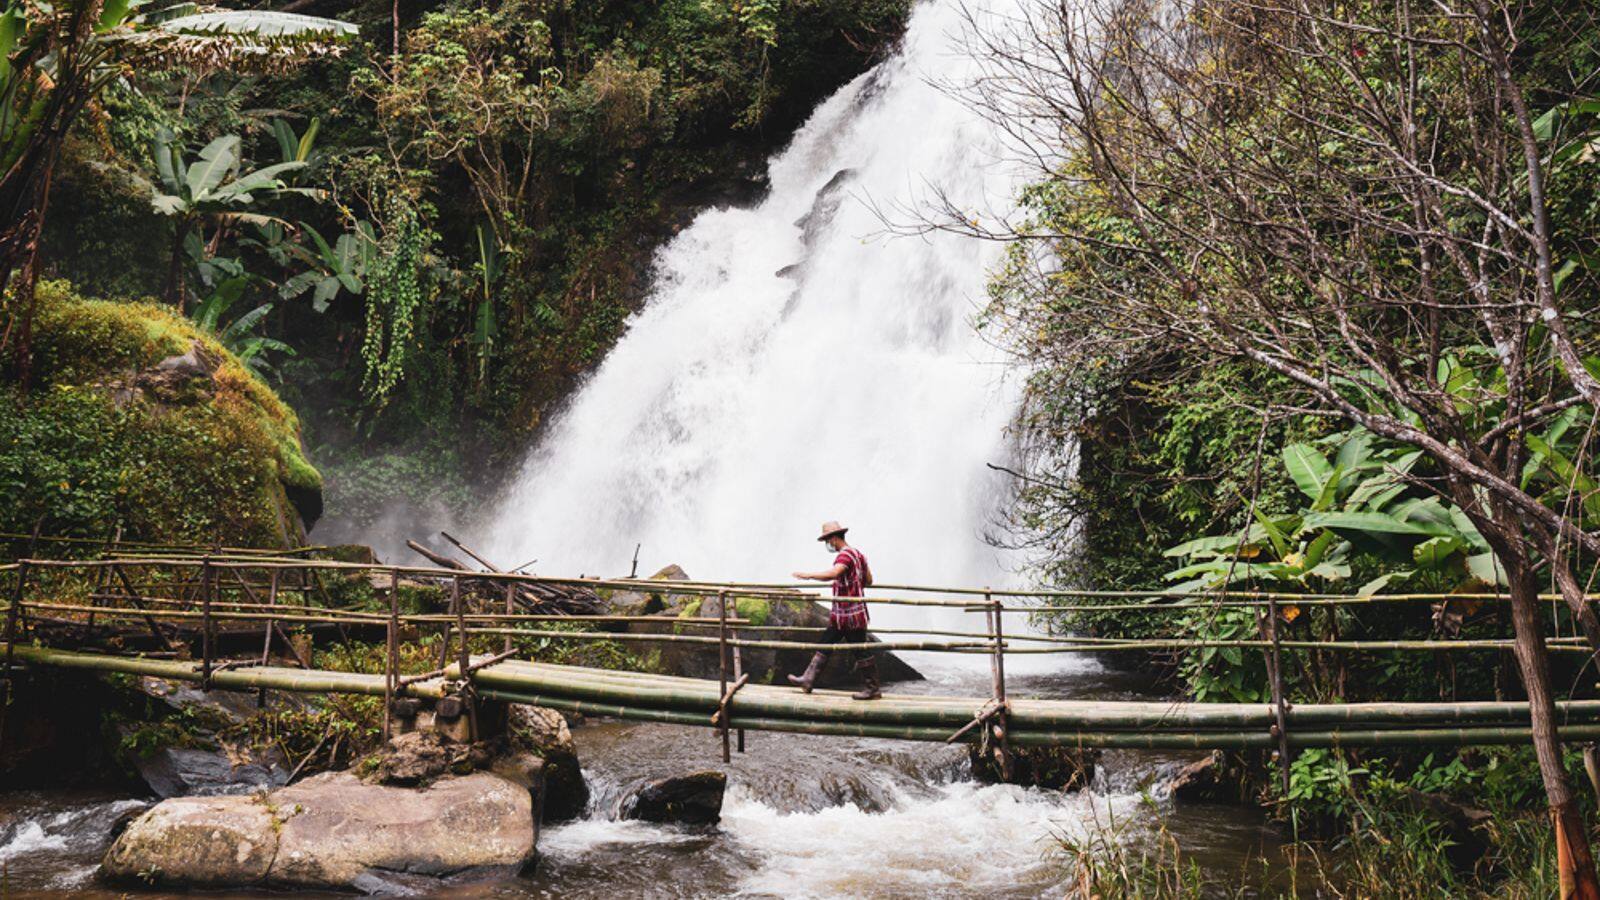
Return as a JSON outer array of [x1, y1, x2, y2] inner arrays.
[[678, 598, 703, 619], [2, 282, 323, 548], [396, 584, 445, 614], [734, 596, 770, 626]]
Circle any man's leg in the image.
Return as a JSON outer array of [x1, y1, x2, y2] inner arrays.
[[787, 625, 841, 693], [846, 629, 881, 700]]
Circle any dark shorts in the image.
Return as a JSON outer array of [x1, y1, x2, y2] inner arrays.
[[819, 625, 870, 665]]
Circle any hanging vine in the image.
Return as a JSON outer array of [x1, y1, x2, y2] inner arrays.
[[360, 197, 429, 407]]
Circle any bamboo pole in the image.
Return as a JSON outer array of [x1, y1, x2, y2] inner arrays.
[[438, 575, 460, 670], [385, 568, 398, 740], [733, 641, 746, 754], [476, 659, 1600, 731], [503, 583, 515, 655], [466, 685, 1600, 749], [718, 590, 730, 763], [21, 555, 1600, 608], [5, 645, 439, 697], [986, 591, 1012, 780], [200, 557, 214, 690], [457, 575, 477, 741], [257, 569, 279, 707]]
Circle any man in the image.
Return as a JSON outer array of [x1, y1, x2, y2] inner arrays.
[[786, 520, 881, 700]]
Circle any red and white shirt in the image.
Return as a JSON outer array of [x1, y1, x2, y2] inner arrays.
[[829, 547, 870, 630]]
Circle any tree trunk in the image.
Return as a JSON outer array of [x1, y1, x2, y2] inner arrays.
[[1505, 560, 1600, 898], [1, 139, 64, 393], [165, 220, 188, 312]]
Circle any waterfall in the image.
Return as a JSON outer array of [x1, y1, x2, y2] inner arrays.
[[482, 0, 1025, 615]]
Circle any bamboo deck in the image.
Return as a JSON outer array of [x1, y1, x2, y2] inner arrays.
[[12, 645, 1600, 751]]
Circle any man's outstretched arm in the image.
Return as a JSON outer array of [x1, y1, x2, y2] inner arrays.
[[793, 563, 847, 581]]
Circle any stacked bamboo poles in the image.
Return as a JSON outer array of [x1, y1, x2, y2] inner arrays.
[[9, 639, 1600, 749], [5, 644, 445, 698], [453, 659, 1600, 749]]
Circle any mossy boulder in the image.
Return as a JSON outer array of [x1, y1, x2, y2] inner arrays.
[[618, 565, 923, 688], [1, 281, 322, 547]]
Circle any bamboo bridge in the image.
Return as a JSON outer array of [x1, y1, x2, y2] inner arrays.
[[2, 537, 1599, 779]]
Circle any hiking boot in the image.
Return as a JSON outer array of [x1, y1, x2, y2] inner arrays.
[[787, 652, 827, 693], [851, 658, 882, 700]]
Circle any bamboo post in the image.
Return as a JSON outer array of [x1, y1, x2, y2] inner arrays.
[[439, 575, 460, 670], [0, 561, 32, 748], [456, 575, 477, 740], [1259, 593, 1292, 794], [503, 583, 516, 655], [718, 589, 730, 763], [86, 524, 119, 629], [732, 642, 746, 754], [257, 568, 279, 707], [385, 568, 399, 740], [986, 590, 1013, 781], [200, 557, 214, 690]]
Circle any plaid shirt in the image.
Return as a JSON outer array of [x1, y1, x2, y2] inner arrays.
[[829, 547, 870, 630]]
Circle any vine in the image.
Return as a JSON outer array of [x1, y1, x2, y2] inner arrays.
[[360, 197, 429, 408]]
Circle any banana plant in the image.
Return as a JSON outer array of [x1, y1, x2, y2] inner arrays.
[[270, 116, 321, 167], [149, 128, 322, 309], [0, 0, 354, 384], [189, 277, 292, 376], [279, 221, 374, 312], [1163, 428, 1495, 597]]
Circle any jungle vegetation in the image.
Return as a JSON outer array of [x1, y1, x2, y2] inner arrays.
[[0, 0, 912, 544], [968, 0, 1600, 893]]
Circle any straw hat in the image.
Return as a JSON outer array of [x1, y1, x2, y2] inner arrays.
[[817, 521, 848, 542]]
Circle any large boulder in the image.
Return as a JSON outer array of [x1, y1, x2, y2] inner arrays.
[[102, 794, 277, 887], [621, 770, 726, 826], [5, 282, 322, 548], [617, 565, 923, 688], [102, 771, 536, 891]]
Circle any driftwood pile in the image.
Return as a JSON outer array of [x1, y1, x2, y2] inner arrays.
[[405, 534, 604, 617]]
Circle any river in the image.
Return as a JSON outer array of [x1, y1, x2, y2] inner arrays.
[[0, 660, 1302, 897]]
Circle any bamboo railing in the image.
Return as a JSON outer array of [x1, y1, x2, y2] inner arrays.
[[2, 551, 1598, 768]]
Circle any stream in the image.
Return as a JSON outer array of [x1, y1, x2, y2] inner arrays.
[[0, 658, 1302, 898]]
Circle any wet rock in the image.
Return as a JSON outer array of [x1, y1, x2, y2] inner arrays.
[[123, 678, 291, 798], [509, 705, 589, 821], [101, 793, 276, 888], [271, 771, 534, 888], [134, 746, 288, 799], [969, 743, 1097, 792], [1168, 751, 1254, 805], [365, 730, 487, 786], [102, 771, 536, 891], [601, 564, 691, 619], [621, 770, 727, 825]]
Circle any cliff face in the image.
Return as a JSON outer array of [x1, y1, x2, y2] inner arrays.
[[2, 281, 322, 548]]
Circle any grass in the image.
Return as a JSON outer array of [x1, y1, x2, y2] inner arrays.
[[1056, 795, 1569, 898]]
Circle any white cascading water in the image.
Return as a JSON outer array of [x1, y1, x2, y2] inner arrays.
[[481, 0, 1026, 613]]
